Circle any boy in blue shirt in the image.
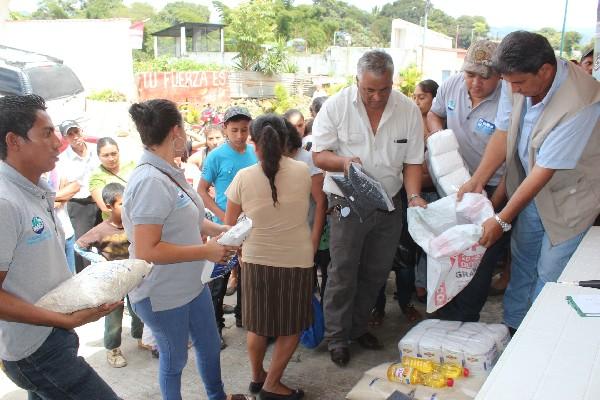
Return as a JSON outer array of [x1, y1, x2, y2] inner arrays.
[[198, 107, 257, 348]]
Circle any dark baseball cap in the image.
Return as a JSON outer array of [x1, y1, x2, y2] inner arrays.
[[223, 106, 252, 124], [58, 120, 81, 136]]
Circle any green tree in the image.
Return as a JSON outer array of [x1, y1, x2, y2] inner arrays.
[[32, 0, 81, 19], [398, 64, 422, 97], [214, 0, 277, 70], [82, 0, 127, 19], [113, 2, 156, 21], [562, 31, 583, 57]]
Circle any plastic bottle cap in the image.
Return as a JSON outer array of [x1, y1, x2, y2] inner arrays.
[[447, 378, 454, 387], [463, 367, 470, 377]]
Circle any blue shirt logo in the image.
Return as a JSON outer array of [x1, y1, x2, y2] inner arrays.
[[447, 100, 456, 111], [475, 118, 496, 136], [31, 216, 44, 234]]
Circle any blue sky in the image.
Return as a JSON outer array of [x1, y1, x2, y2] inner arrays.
[[11, 0, 599, 34]]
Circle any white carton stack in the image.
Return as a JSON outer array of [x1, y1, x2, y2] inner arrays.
[[427, 129, 471, 196], [398, 319, 510, 377]]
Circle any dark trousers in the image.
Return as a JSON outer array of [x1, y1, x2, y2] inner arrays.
[[324, 193, 403, 350], [374, 188, 417, 312], [209, 264, 242, 332], [2, 329, 120, 400], [104, 296, 144, 350], [68, 198, 100, 273], [436, 185, 510, 322], [314, 248, 330, 299]]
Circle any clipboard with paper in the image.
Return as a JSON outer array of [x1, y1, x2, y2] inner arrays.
[[331, 163, 395, 222]]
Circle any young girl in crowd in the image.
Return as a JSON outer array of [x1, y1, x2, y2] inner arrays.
[[123, 98, 251, 400], [225, 114, 313, 400]]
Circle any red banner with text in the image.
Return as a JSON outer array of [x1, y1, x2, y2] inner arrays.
[[136, 71, 230, 105]]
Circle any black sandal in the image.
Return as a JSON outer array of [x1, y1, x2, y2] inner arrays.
[[259, 388, 304, 400], [249, 381, 264, 393]]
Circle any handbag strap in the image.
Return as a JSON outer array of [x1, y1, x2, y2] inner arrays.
[[100, 165, 128, 184], [137, 162, 204, 212]]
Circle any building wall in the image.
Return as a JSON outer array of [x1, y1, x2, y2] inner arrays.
[[0, 19, 136, 98], [391, 18, 453, 50]]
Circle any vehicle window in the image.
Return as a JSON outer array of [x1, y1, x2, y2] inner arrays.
[[0, 67, 24, 95], [25, 64, 84, 100]]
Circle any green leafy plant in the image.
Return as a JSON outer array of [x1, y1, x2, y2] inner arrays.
[[133, 56, 228, 72], [87, 89, 127, 102], [397, 64, 422, 97]]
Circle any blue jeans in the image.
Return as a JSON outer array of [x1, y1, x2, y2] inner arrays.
[[503, 201, 587, 328], [64, 235, 75, 274], [1, 328, 120, 400], [132, 287, 226, 400]]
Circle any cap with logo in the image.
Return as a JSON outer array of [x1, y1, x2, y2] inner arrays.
[[462, 40, 498, 79], [58, 120, 81, 136], [223, 106, 252, 124]]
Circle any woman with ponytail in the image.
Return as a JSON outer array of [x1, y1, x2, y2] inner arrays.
[[225, 114, 313, 400], [123, 99, 251, 400]]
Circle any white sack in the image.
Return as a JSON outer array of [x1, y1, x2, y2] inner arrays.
[[408, 193, 494, 313], [427, 129, 460, 156], [36, 259, 153, 313]]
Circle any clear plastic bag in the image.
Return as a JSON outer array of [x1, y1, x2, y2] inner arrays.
[[36, 259, 153, 313]]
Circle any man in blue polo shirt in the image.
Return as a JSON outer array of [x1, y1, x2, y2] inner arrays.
[[0, 94, 121, 399], [198, 106, 257, 348]]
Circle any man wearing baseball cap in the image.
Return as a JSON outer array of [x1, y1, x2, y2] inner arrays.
[[198, 106, 257, 348], [56, 120, 100, 272], [427, 40, 509, 322]]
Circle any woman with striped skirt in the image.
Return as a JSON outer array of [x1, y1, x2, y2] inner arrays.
[[225, 114, 313, 400]]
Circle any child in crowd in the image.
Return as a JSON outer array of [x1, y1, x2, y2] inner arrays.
[[188, 124, 225, 171], [198, 107, 257, 348], [75, 183, 146, 367]]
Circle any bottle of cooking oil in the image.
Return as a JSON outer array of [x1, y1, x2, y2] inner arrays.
[[434, 362, 470, 379], [401, 356, 436, 373], [387, 363, 454, 388]]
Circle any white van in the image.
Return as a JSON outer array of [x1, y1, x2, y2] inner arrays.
[[0, 45, 87, 127]]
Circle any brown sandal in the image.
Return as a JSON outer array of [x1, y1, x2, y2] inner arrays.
[[401, 304, 422, 323], [229, 395, 254, 400]]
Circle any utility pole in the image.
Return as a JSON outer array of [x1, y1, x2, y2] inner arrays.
[[559, 0, 569, 57], [420, 0, 431, 74]]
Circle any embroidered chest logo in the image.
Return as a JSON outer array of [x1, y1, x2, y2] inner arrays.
[[31, 216, 45, 234], [447, 100, 456, 111]]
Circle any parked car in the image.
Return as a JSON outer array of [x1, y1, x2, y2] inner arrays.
[[0, 45, 95, 151]]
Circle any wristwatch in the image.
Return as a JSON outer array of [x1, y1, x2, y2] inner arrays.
[[494, 214, 512, 232]]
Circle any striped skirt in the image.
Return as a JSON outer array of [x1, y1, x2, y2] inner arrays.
[[241, 262, 313, 337]]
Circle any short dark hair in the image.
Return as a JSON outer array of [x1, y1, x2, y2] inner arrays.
[[102, 182, 124, 206], [283, 109, 303, 122], [96, 137, 119, 155], [417, 79, 439, 98], [310, 96, 328, 116], [493, 31, 557, 74], [129, 99, 182, 147], [0, 95, 47, 160]]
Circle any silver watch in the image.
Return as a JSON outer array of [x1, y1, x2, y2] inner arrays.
[[494, 214, 512, 232]]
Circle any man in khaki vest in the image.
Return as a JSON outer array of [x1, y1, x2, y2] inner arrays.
[[458, 31, 600, 333]]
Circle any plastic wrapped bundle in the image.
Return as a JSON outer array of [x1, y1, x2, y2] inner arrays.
[[427, 129, 460, 156], [201, 216, 253, 283], [438, 167, 471, 196], [36, 259, 153, 313], [429, 151, 465, 178]]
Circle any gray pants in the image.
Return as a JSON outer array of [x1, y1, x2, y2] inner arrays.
[[324, 194, 403, 350]]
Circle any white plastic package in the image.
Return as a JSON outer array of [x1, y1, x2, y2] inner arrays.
[[201, 216, 253, 283], [427, 129, 460, 156], [398, 320, 507, 378], [408, 193, 494, 313], [36, 259, 153, 313], [429, 150, 465, 179], [438, 167, 471, 196]]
